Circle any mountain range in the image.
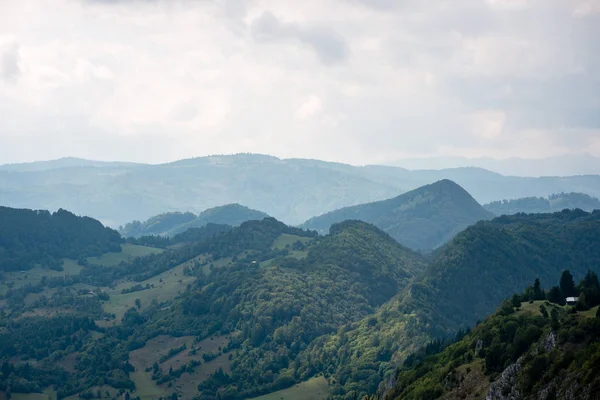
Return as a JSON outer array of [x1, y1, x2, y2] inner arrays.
[[2, 154, 600, 227], [483, 192, 600, 215], [387, 153, 600, 177]]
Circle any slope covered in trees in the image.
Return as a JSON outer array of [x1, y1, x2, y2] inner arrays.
[[144, 220, 426, 398], [484, 192, 600, 215], [0, 206, 122, 272], [296, 209, 600, 398], [119, 204, 269, 237], [386, 272, 600, 400], [0, 213, 426, 399], [2, 206, 600, 400], [301, 180, 493, 251]]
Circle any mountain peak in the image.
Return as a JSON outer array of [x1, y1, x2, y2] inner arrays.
[[302, 180, 492, 250]]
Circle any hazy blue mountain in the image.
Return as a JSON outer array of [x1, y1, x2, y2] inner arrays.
[[387, 153, 600, 177], [0, 157, 144, 172], [302, 180, 493, 250], [1, 154, 599, 227], [484, 192, 600, 215], [119, 203, 270, 237]]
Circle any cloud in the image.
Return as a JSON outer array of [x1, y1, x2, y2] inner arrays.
[[250, 11, 350, 65], [468, 110, 506, 139], [0, 0, 597, 165], [295, 95, 323, 119], [0, 38, 20, 83]]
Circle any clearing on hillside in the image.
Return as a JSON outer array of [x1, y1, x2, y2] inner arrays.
[[129, 334, 233, 399], [0, 259, 83, 295], [516, 300, 598, 319], [3, 388, 57, 400], [102, 257, 195, 321], [249, 376, 329, 400], [272, 233, 312, 250], [86, 244, 163, 267]]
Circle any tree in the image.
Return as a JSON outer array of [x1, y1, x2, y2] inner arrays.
[[579, 270, 600, 308], [560, 270, 577, 298], [135, 299, 141, 309], [576, 292, 589, 311], [511, 294, 522, 308], [546, 286, 564, 305], [533, 278, 545, 300]]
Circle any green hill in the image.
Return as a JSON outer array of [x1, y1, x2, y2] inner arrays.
[[145, 219, 426, 398], [295, 209, 600, 398], [0, 206, 122, 272], [484, 192, 600, 215], [301, 180, 493, 251], [2, 207, 600, 400], [119, 204, 270, 237], [0, 215, 426, 399], [386, 273, 600, 399]]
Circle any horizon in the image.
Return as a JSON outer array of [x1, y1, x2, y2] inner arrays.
[[2, 152, 600, 178]]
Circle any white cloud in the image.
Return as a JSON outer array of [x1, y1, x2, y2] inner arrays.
[[468, 110, 506, 139], [295, 95, 323, 119], [0, 36, 21, 83]]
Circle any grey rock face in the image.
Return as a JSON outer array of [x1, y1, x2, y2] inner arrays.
[[486, 360, 522, 400]]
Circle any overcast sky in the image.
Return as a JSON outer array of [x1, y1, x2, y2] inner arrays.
[[0, 0, 599, 165]]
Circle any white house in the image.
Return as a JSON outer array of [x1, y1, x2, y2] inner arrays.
[[566, 297, 578, 305]]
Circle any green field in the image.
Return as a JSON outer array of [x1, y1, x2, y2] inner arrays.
[[272, 234, 311, 259], [103, 257, 196, 321], [272, 234, 311, 250], [0, 244, 161, 296], [4, 388, 57, 400], [248, 376, 329, 400], [0, 259, 83, 296], [515, 300, 598, 320], [86, 244, 163, 267], [128, 334, 233, 399]]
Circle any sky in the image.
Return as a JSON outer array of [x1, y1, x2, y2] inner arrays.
[[0, 0, 599, 165]]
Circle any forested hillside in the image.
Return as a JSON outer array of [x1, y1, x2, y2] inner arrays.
[[143, 220, 426, 398], [302, 180, 493, 250], [386, 272, 600, 399], [484, 192, 600, 215], [0, 206, 122, 272], [120, 204, 269, 238], [296, 209, 600, 398], [0, 211, 426, 399], [1, 207, 599, 400]]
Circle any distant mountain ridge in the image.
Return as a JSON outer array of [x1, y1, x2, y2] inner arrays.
[[484, 192, 600, 215], [1, 153, 599, 227], [301, 179, 493, 250], [119, 203, 270, 237], [387, 153, 600, 177]]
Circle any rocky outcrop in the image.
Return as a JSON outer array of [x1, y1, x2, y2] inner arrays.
[[485, 360, 522, 400]]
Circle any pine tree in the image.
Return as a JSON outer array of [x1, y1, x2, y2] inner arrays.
[[560, 270, 577, 298], [533, 278, 545, 300]]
